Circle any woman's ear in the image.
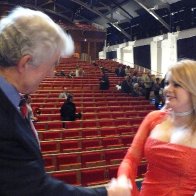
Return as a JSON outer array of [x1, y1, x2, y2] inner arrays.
[[16, 55, 32, 73]]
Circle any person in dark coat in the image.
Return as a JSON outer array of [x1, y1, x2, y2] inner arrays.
[[100, 72, 110, 90], [60, 94, 81, 121], [121, 76, 132, 94]]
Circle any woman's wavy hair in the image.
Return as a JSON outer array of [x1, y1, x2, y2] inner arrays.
[[168, 59, 196, 131]]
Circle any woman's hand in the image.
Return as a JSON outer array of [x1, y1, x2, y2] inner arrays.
[[106, 175, 132, 196]]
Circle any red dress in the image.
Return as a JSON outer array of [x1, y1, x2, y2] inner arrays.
[[118, 110, 196, 196]]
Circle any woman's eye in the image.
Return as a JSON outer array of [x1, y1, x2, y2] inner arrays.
[[173, 82, 181, 87]]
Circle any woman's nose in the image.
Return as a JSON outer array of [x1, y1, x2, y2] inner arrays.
[[163, 84, 173, 95]]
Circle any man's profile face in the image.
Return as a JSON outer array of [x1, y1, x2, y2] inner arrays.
[[20, 52, 60, 94]]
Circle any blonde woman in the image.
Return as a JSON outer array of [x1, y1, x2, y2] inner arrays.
[[117, 59, 196, 195]]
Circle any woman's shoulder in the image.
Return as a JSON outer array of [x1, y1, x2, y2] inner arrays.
[[145, 110, 167, 120], [144, 110, 167, 128]]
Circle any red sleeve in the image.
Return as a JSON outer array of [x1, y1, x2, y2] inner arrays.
[[117, 110, 167, 195]]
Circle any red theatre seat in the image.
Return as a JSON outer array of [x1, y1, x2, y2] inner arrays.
[[98, 119, 115, 128], [65, 121, 81, 129], [114, 119, 129, 127], [62, 129, 81, 139], [82, 128, 100, 138], [97, 112, 112, 119], [121, 135, 134, 146], [102, 138, 123, 148], [81, 151, 105, 167], [43, 155, 56, 172], [42, 130, 62, 141], [104, 149, 126, 164], [82, 138, 102, 150], [82, 120, 97, 128], [56, 154, 81, 170], [117, 127, 133, 135], [59, 140, 81, 152], [40, 141, 59, 154], [81, 168, 108, 186], [47, 121, 63, 130], [100, 127, 118, 137], [52, 171, 80, 185], [108, 165, 119, 179], [34, 122, 46, 130]]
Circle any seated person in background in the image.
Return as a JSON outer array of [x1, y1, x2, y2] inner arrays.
[[99, 71, 110, 90], [125, 66, 131, 76], [54, 70, 66, 77], [58, 87, 68, 99], [153, 77, 162, 109], [75, 65, 85, 77], [78, 67, 85, 77], [92, 62, 98, 66], [116, 82, 122, 91], [115, 64, 126, 77], [24, 94, 38, 122], [68, 70, 75, 78], [60, 94, 82, 121], [131, 83, 143, 97], [121, 76, 132, 94]]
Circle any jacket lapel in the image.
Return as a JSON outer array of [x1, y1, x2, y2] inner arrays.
[[0, 89, 41, 156]]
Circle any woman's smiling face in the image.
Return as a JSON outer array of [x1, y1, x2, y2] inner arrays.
[[164, 71, 192, 113]]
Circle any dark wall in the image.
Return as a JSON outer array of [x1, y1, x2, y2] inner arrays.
[[133, 45, 151, 69], [106, 51, 117, 59], [177, 36, 196, 60]]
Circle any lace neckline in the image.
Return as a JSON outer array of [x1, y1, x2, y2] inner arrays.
[[173, 109, 194, 117]]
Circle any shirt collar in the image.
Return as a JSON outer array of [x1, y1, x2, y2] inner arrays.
[[0, 76, 21, 109]]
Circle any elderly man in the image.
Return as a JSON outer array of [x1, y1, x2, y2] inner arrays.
[[0, 6, 131, 196]]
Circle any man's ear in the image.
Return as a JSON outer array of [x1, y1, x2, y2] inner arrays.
[[16, 55, 32, 73]]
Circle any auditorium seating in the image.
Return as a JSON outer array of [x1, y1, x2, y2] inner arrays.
[[32, 58, 154, 187]]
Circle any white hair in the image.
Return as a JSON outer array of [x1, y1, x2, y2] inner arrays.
[[0, 6, 74, 67]]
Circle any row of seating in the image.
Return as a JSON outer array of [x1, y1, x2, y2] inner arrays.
[[38, 126, 138, 141], [50, 163, 147, 186], [34, 117, 143, 130], [43, 147, 128, 171], [34, 105, 154, 114], [40, 134, 134, 154], [31, 90, 146, 97], [36, 110, 149, 121], [32, 100, 150, 108], [31, 97, 149, 103]]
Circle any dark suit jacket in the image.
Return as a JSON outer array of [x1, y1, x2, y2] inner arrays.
[[0, 89, 107, 196]]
